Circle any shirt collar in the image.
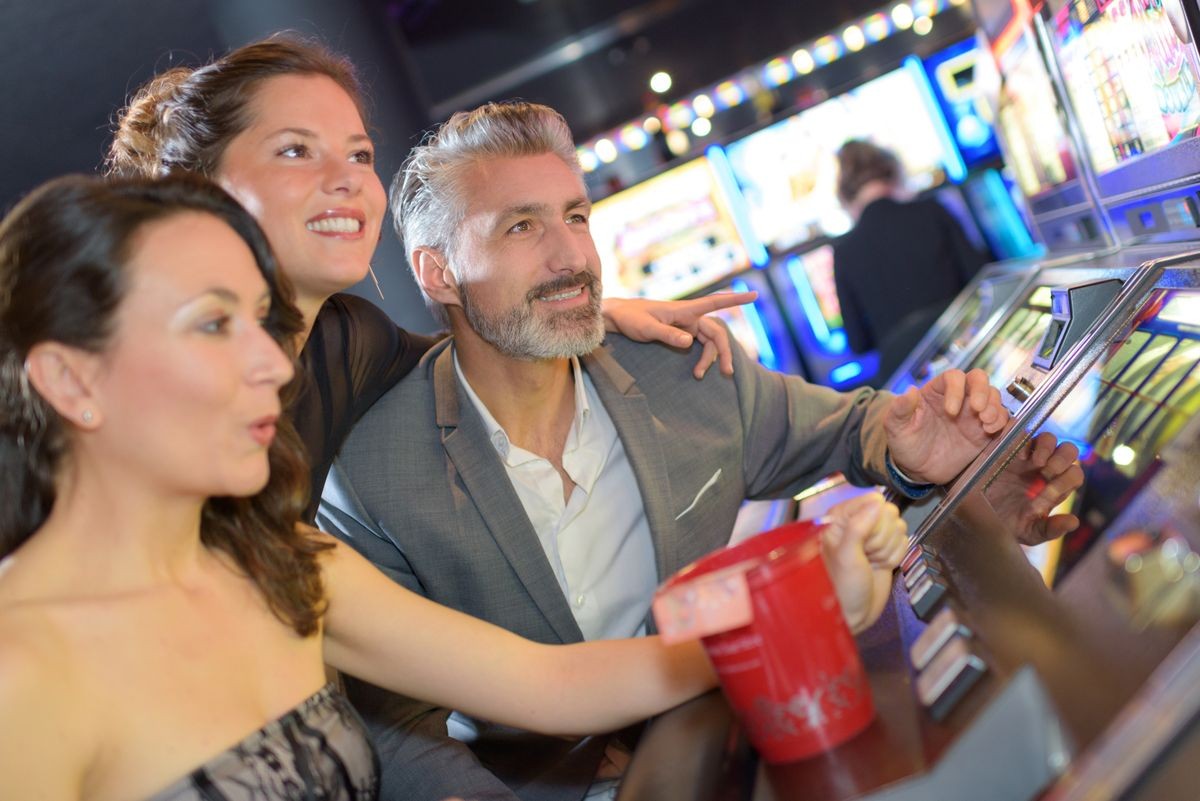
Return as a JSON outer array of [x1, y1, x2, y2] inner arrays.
[[452, 347, 591, 462]]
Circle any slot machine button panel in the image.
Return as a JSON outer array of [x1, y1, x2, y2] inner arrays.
[[915, 634, 987, 721], [903, 559, 942, 591], [910, 606, 972, 670], [909, 574, 948, 621], [901, 544, 935, 573]]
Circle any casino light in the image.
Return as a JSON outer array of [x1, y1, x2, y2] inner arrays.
[[619, 124, 649, 151], [913, 0, 941, 15], [1112, 445, 1137, 467], [692, 93, 716, 118], [594, 138, 618, 164], [642, 115, 662, 134], [649, 71, 673, 94], [791, 48, 815, 75], [863, 13, 891, 41], [892, 3, 915, 29], [715, 80, 745, 108], [577, 147, 599, 173], [690, 116, 713, 137], [667, 101, 695, 129], [763, 57, 794, 87], [813, 35, 843, 66], [665, 129, 690, 156], [913, 15, 934, 35], [843, 25, 866, 52]]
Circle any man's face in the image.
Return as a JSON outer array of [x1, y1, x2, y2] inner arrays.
[[448, 152, 605, 360]]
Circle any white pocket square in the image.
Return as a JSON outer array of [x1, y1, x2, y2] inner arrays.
[[675, 468, 722, 521]]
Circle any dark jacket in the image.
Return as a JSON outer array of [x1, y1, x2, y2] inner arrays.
[[833, 196, 987, 384]]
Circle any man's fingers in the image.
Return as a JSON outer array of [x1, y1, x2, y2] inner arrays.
[[697, 316, 735, 376], [693, 337, 719, 379], [693, 291, 757, 315], [889, 386, 921, 425], [941, 370, 966, 416]]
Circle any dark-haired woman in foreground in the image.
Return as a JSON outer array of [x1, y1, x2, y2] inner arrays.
[[0, 176, 903, 800], [0, 175, 746, 800], [106, 36, 752, 518]]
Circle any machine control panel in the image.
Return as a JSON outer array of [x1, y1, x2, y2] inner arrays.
[[1002, 279, 1124, 414]]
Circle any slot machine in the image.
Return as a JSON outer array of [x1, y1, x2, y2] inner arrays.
[[587, 152, 804, 376], [616, 3, 1200, 800], [722, 58, 968, 388]]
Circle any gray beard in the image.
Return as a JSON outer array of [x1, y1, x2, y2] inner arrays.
[[460, 272, 606, 360]]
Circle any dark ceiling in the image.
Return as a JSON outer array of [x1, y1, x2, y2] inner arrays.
[[376, 0, 894, 141]]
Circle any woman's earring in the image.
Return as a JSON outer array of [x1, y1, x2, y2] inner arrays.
[[368, 265, 385, 301], [81, 409, 94, 424]]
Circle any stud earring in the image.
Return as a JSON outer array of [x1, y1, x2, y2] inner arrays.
[[81, 409, 94, 424]]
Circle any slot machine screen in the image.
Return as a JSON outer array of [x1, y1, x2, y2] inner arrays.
[[1025, 289, 1200, 584], [589, 155, 756, 300], [967, 285, 1055, 385], [922, 37, 1003, 167], [724, 60, 962, 254], [994, 29, 1079, 196], [786, 244, 844, 335], [1049, 0, 1200, 174]]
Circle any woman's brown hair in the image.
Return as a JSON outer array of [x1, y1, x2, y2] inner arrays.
[[836, 139, 902, 207], [107, 35, 367, 179], [0, 174, 330, 636]]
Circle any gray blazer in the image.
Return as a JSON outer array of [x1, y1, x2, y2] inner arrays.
[[319, 333, 893, 801]]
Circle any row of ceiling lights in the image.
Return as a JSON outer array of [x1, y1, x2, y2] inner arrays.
[[577, 0, 967, 172]]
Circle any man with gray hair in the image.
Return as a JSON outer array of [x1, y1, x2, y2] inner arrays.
[[319, 101, 1078, 801]]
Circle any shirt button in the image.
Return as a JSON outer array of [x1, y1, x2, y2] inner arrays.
[[574, 594, 586, 608]]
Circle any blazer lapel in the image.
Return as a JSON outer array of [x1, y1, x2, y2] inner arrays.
[[583, 346, 680, 582], [432, 348, 584, 643]]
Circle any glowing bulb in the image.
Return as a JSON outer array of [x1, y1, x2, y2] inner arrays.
[[843, 25, 866, 52], [1112, 444, 1136, 467], [792, 48, 815, 74], [577, 148, 599, 172], [690, 116, 712, 137], [892, 3, 914, 29], [594, 138, 618, 164], [619, 124, 649, 151], [693, 93, 716, 118], [913, 15, 933, 35], [649, 71, 673, 93], [665, 129, 690, 156]]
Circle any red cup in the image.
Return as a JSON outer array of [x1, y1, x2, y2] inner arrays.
[[654, 520, 875, 763]]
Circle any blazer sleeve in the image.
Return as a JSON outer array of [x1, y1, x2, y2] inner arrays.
[[722, 331, 894, 497], [317, 460, 523, 801]]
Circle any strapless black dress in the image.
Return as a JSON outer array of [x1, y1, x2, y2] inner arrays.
[[144, 683, 378, 800]]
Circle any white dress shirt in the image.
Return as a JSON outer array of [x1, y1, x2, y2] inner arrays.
[[453, 350, 657, 641]]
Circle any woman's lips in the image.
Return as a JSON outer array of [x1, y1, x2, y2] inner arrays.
[[306, 209, 367, 239]]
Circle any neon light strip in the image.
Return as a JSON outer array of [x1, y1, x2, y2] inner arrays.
[[981, 168, 1037, 253], [706, 145, 770, 267], [904, 56, 967, 183], [731, 278, 778, 369], [785, 254, 834, 347]]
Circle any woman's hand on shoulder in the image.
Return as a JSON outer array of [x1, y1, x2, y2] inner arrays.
[[601, 292, 756, 378]]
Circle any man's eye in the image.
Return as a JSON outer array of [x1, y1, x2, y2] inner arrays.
[[509, 220, 532, 233], [567, 213, 588, 224]]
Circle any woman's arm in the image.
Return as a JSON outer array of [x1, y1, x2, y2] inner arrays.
[[319, 533, 716, 737], [602, 292, 757, 378]]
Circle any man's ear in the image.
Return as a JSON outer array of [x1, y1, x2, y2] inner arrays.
[[23, 342, 105, 430], [413, 247, 462, 309]]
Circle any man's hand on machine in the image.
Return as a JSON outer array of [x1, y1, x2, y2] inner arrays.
[[884, 368, 1010, 486], [984, 431, 1084, 546], [820, 492, 908, 634]]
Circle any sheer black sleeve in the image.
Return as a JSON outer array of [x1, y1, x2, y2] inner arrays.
[[292, 294, 442, 522]]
